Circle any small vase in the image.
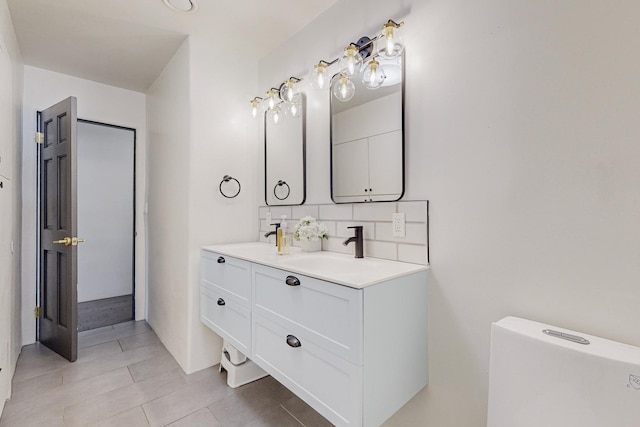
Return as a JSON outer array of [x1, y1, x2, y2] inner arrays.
[[299, 238, 322, 252]]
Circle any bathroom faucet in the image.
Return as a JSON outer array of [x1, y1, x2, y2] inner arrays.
[[264, 223, 281, 246], [343, 226, 364, 258]]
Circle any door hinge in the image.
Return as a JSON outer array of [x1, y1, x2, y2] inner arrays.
[[35, 132, 44, 144], [34, 306, 42, 318]]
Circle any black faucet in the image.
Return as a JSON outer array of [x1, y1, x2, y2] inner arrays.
[[343, 226, 364, 258], [264, 223, 281, 246]]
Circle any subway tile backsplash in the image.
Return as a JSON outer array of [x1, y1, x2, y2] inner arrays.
[[258, 200, 430, 265]]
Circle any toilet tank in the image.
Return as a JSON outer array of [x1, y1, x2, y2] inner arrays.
[[487, 316, 640, 427]]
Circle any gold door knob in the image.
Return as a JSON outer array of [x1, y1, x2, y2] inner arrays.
[[53, 237, 72, 246], [71, 237, 86, 246]]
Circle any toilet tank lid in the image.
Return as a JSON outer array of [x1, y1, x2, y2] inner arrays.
[[494, 316, 640, 365]]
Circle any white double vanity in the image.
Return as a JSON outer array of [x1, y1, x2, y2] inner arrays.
[[200, 242, 428, 426]]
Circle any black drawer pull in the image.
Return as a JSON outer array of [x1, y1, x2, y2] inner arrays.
[[217, 256, 225, 263], [286, 335, 301, 348], [217, 298, 225, 306], [285, 275, 300, 286]]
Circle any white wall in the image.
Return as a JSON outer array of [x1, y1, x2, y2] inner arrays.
[[0, 0, 23, 414], [260, 0, 640, 425], [21, 67, 147, 344], [146, 40, 191, 369], [185, 34, 260, 372], [77, 122, 135, 302], [146, 34, 260, 374]]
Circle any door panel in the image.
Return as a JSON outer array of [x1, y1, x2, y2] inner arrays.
[[39, 97, 78, 362]]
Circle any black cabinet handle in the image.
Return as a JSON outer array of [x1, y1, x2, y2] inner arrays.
[[217, 257, 225, 263], [286, 335, 301, 348], [217, 298, 225, 306], [285, 275, 300, 286]]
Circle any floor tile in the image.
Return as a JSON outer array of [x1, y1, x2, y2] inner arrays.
[[62, 342, 163, 384], [142, 370, 234, 426], [128, 351, 181, 382], [93, 406, 150, 427], [64, 368, 186, 427], [281, 395, 333, 427], [244, 406, 303, 427], [2, 367, 132, 421], [166, 408, 220, 427], [209, 376, 294, 426], [119, 331, 161, 352]]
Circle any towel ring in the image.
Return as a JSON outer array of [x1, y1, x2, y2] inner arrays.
[[219, 175, 241, 199], [273, 180, 290, 200]]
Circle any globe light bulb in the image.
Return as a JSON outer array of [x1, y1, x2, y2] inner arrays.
[[338, 45, 363, 77], [332, 74, 355, 102], [250, 97, 262, 118], [289, 94, 302, 118], [378, 21, 405, 60], [312, 62, 328, 89], [280, 79, 297, 103], [361, 59, 386, 89], [266, 89, 278, 109]]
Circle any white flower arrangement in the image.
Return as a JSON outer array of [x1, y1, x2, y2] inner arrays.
[[293, 216, 329, 242]]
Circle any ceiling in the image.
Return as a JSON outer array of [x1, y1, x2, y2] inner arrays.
[[7, 0, 337, 92]]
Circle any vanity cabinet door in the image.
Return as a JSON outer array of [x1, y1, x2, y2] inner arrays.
[[200, 285, 251, 355], [252, 314, 362, 427], [252, 264, 363, 365], [201, 250, 251, 306]]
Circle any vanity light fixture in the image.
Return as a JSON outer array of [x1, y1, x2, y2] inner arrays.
[[378, 20, 405, 60], [249, 18, 405, 113], [338, 44, 364, 77], [362, 58, 386, 89], [250, 97, 263, 118], [332, 74, 356, 102]]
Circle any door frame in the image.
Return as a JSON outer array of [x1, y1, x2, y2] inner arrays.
[[36, 117, 138, 340], [77, 119, 137, 320]]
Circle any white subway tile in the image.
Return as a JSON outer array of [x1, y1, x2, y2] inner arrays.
[[336, 221, 375, 240], [363, 240, 397, 261], [397, 201, 428, 223], [269, 206, 292, 220], [291, 205, 319, 220], [319, 204, 353, 220], [258, 206, 270, 219], [375, 223, 427, 245], [398, 244, 428, 265], [323, 221, 337, 237], [353, 202, 396, 222], [323, 237, 352, 255]]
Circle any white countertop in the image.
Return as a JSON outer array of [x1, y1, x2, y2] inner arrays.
[[202, 242, 428, 289]]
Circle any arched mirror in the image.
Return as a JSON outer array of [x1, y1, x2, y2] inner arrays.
[[330, 54, 404, 203], [265, 94, 306, 205]]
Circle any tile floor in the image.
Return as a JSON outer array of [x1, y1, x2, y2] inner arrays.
[[0, 321, 333, 427]]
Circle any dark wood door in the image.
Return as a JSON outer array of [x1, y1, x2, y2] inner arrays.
[[39, 97, 78, 362]]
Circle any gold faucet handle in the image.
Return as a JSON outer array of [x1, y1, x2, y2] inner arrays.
[[53, 237, 72, 246]]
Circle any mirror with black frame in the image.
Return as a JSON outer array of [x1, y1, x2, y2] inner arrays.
[[264, 94, 306, 205], [330, 53, 404, 203]]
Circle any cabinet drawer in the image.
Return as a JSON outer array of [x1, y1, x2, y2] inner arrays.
[[201, 251, 251, 306], [252, 314, 361, 427], [200, 286, 251, 355], [252, 264, 362, 365]]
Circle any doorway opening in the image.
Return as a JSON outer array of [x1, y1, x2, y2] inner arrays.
[[76, 120, 136, 331]]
